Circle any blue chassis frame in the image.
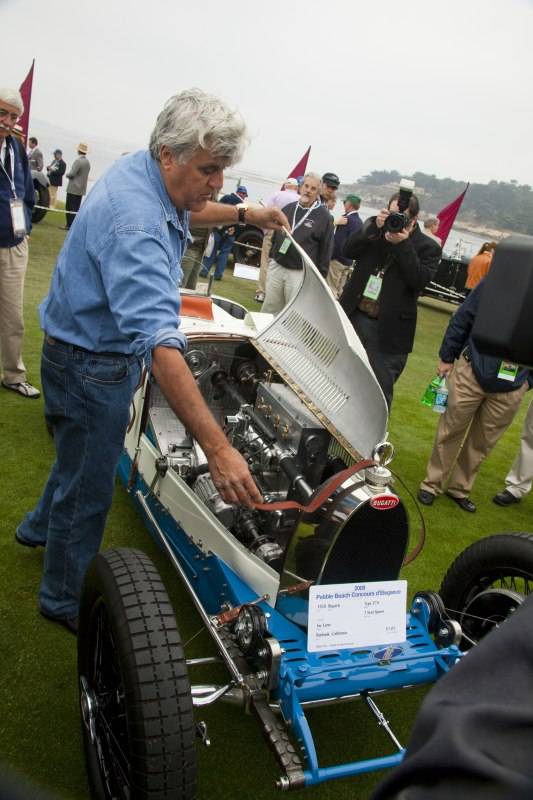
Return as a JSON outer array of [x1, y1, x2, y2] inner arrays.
[[119, 452, 462, 789]]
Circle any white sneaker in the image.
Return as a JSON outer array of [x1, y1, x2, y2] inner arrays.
[[2, 380, 41, 399]]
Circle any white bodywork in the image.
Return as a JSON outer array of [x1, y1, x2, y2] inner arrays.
[[124, 243, 388, 600]]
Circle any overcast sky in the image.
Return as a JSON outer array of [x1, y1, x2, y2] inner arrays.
[[3, 0, 533, 186]]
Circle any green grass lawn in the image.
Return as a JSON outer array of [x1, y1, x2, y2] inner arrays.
[[1, 214, 531, 799]]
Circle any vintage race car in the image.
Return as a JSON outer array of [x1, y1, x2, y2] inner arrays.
[[76, 239, 533, 799]]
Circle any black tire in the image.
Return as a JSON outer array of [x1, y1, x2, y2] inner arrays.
[[233, 228, 263, 267], [78, 548, 196, 800], [32, 180, 49, 223], [440, 532, 533, 647]]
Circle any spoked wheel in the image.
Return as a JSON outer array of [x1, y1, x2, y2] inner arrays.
[[78, 548, 196, 799], [440, 532, 533, 649]]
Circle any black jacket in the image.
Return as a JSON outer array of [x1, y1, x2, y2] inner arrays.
[[439, 279, 533, 392], [270, 201, 334, 276], [47, 158, 67, 187], [340, 217, 441, 354]]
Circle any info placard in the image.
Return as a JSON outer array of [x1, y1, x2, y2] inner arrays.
[[308, 580, 407, 652]]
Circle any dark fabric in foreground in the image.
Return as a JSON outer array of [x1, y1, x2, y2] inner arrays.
[[372, 593, 533, 800]]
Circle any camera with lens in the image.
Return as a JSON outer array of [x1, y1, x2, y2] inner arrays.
[[384, 178, 415, 234]]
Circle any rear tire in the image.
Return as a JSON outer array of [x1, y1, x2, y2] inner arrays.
[[440, 532, 533, 648], [32, 180, 49, 223], [78, 548, 196, 799]]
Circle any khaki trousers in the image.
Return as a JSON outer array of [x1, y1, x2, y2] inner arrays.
[[0, 238, 28, 383], [326, 258, 353, 299], [48, 185, 58, 208], [257, 229, 273, 295], [505, 398, 533, 498], [420, 356, 527, 498], [261, 259, 303, 315]]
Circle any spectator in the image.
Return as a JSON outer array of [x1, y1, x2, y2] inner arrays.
[[464, 241, 496, 295], [199, 185, 248, 280], [340, 191, 441, 408], [63, 142, 90, 230], [261, 171, 334, 314], [320, 171, 340, 207], [27, 136, 43, 172], [418, 279, 532, 513], [372, 594, 533, 800], [493, 397, 533, 506], [255, 177, 299, 303], [326, 194, 362, 299], [423, 217, 441, 244], [15, 89, 286, 635], [45, 149, 66, 208], [0, 87, 40, 398]]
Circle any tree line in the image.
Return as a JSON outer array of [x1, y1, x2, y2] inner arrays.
[[350, 170, 533, 234]]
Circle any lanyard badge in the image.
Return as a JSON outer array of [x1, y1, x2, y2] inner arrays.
[[10, 198, 27, 237], [363, 271, 383, 300]]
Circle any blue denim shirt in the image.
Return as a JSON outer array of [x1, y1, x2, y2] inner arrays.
[[40, 150, 189, 368]]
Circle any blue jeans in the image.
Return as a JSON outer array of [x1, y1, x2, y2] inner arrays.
[[201, 229, 235, 279], [17, 338, 141, 618]]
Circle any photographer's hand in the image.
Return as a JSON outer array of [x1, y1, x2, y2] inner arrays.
[[384, 217, 416, 244], [376, 208, 389, 229]]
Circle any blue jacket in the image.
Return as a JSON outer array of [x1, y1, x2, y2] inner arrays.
[[40, 151, 188, 368], [439, 280, 533, 392], [0, 135, 34, 247], [332, 210, 362, 265]]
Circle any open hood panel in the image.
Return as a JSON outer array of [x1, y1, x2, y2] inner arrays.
[[254, 234, 388, 459]]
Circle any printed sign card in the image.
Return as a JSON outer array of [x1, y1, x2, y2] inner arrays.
[[308, 580, 407, 652]]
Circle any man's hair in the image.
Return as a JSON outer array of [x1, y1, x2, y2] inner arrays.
[[424, 217, 438, 229], [29, 136, 38, 146], [0, 87, 24, 114], [388, 191, 420, 217], [149, 88, 248, 165], [304, 171, 322, 185]]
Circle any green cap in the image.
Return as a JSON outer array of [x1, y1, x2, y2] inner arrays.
[[345, 194, 361, 205]]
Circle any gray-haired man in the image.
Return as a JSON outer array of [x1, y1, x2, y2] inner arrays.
[[16, 89, 289, 634], [0, 87, 40, 398]]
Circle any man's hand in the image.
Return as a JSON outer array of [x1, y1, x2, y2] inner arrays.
[[334, 216, 348, 227], [152, 346, 262, 509], [245, 205, 289, 231], [437, 360, 454, 378], [207, 443, 263, 507]]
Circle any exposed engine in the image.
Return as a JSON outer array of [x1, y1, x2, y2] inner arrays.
[[147, 340, 408, 583]]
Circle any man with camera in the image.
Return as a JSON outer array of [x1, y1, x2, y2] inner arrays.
[[340, 183, 441, 408]]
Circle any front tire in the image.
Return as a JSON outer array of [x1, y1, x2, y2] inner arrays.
[[440, 532, 533, 648], [78, 548, 196, 799]]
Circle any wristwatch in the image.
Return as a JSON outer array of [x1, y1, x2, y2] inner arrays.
[[236, 203, 248, 224]]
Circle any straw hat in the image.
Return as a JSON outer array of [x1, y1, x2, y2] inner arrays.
[[77, 142, 89, 154]]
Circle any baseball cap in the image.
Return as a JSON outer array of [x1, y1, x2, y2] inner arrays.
[[345, 194, 361, 205], [237, 185, 248, 195], [284, 177, 298, 187], [322, 172, 340, 189]]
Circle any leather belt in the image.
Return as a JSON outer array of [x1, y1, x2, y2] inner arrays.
[[45, 334, 131, 359]]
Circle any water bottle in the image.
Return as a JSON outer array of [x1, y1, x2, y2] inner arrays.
[[421, 376, 441, 407], [433, 377, 448, 414]]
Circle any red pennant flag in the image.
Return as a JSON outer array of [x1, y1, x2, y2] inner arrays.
[[436, 184, 469, 248], [18, 60, 35, 148], [286, 146, 311, 181]]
